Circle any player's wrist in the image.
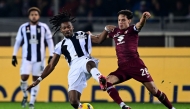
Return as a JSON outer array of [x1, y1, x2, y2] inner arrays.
[[37, 77, 43, 81], [104, 26, 110, 32]]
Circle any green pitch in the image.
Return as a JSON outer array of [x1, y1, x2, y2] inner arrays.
[[0, 102, 189, 109]]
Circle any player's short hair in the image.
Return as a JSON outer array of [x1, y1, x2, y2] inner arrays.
[[118, 10, 133, 19], [49, 8, 76, 36], [28, 7, 41, 15]]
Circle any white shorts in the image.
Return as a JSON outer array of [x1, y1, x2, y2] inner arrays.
[[20, 58, 45, 76], [68, 56, 99, 94]]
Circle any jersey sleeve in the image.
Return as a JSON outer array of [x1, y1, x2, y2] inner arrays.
[[54, 42, 62, 55], [44, 24, 52, 39], [130, 25, 139, 33], [15, 25, 24, 41], [13, 25, 24, 55]]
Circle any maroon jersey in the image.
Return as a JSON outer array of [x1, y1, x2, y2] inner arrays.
[[109, 25, 139, 66]]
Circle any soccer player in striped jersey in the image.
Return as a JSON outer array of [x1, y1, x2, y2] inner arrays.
[[26, 9, 107, 109], [12, 7, 54, 109]]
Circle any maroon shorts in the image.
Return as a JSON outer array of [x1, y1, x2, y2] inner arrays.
[[109, 58, 153, 83]]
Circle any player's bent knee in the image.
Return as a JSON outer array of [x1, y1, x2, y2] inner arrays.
[[87, 61, 96, 68], [107, 75, 120, 84]]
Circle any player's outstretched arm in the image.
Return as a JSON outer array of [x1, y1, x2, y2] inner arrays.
[[27, 53, 60, 90], [89, 25, 116, 44], [135, 12, 151, 31]]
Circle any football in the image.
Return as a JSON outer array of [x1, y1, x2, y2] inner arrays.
[[79, 103, 94, 109]]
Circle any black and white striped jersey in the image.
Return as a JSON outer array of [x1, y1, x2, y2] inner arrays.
[[13, 22, 54, 62], [54, 31, 91, 65]]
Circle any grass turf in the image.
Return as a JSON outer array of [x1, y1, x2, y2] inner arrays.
[[0, 102, 189, 109]]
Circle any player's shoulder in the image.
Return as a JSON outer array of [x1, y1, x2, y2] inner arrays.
[[19, 22, 29, 28], [38, 22, 49, 28], [55, 39, 65, 48]]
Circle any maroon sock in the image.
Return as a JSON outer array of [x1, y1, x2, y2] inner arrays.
[[155, 90, 173, 109], [106, 82, 123, 104]]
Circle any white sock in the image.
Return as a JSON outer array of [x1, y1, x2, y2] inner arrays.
[[29, 84, 39, 105], [20, 80, 28, 97], [172, 107, 176, 109], [78, 103, 82, 109], [90, 68, 102, 82], [120, 102, 128, 108]]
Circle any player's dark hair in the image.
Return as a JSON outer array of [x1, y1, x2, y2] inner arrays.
[[28, 7, 41, 15], [49, 8, 76, 36], [118, 10, 133, 19]]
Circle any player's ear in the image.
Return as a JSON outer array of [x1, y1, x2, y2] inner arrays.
[[128, 19, 132, 24]]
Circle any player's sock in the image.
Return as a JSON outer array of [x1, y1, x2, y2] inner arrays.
[[90, 68, 103, 82], [78, 103, 82, 109], [154, 90, 173, 109], [20, 80, 28, 97], [29, 84, 39, 105], [106, 82, 127, 108]]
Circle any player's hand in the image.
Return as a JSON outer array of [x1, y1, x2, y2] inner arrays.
[[27, 79, 41, 91], [86, 31, 93, 36], [48, 56, 53, 64], [142, 12, 151, 19], [12, 56, 18, 67], [105, 25, 116, 32]]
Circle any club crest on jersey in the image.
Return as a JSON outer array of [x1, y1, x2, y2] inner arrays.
[[117, 35, 125, 45], [124, 30, 128, 34], [26, 27, 30, 33], [37, 28, 40, 33]]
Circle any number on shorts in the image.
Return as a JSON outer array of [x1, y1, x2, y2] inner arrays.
[[140, 68, 149, 76]]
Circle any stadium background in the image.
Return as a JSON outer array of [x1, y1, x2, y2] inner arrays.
[[0, 0, 190, 108]]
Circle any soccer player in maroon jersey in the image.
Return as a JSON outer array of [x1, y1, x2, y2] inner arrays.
[[90, 10, 176, 109]]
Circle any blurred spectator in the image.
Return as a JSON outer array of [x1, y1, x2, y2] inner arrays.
[[133, 0, 149, 18], [173, 0, 186, 16], [8, 0, 22, 17], [150, 0, 161, 17], [118, 0, 133, 11], [22, 0, 30, 16], [0, 0, 190, 18], [186, 4, 190, 19], [101, 0, 118, 17], [90, 0, 103, 17], [61, 0, 79, 16], [76, 0, 88, 17], [0, 0, 8, 17], [37, 0, 54, 17]]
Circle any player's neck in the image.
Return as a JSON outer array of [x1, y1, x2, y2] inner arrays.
[[30, 22, 38, 25]]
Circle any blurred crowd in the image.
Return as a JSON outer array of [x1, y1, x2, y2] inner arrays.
[[0, 0, 190, 18]]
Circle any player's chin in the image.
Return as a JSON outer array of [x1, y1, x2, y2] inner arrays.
[[65, 34, 72, 38]]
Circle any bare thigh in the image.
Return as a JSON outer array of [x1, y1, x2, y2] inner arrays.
[[107, 75, 120, 85]]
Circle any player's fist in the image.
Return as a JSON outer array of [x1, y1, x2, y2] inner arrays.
[[142, 12, 151, 19], [12, 56, 18, 67], [105, 25, 116, 32], [86, 31, 93, 36], [48, 56, 53, 64], [27, 79, 41, 90]]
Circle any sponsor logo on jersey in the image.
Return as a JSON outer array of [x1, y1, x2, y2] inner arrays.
[[76, 35, 87, 39], [117, 35, 125, 45]]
